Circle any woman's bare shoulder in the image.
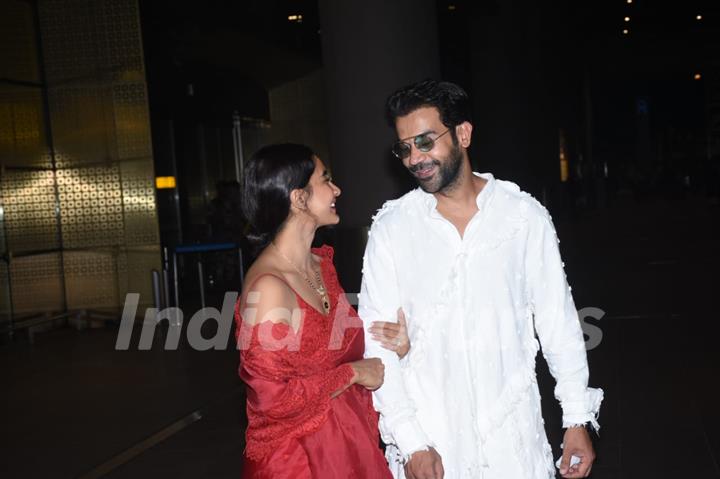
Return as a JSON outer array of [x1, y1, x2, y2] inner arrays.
[[241, 257, 298, 326]]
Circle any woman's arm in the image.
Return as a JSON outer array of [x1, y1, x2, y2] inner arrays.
[[368, 308, 410, 359], [239, 274, 383, 410]]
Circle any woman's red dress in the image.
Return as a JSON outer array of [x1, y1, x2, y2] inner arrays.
[[236, 245, 392, 478]]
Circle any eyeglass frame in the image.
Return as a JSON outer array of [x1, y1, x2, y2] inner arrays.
[[391, 128, 452, 160]]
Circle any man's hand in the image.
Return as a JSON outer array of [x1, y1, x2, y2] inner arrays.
[[404, 447, 443, 479], [559, 426, 595, 478]]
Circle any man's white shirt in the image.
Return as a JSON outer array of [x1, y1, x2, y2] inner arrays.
[[359, 173, 603, 479]]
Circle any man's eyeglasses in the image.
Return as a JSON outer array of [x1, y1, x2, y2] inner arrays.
[[391, 129, 451, 160]]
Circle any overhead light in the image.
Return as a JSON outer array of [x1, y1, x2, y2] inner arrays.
[[694, 73, 702, 80], [627, 0, 632, 3], [288, 14, 303, 22], [696, 15, 702, 21], [624, 16, 630, 22], [448, 5, 456, 10], [623, 29, 629, 35]]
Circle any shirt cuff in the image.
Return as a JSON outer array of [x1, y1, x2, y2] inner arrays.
[[392, 418, 433, 461], [561, 387, 604, 431]]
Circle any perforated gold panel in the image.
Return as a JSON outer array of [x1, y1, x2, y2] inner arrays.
[[0, 169, 60, 253], [0, 0, 160, 318], [0, 85, 50, 168], [120, 160, 159, 247], [114, 83, 152, 160], [38, 0, 145, 85], [64, 249, 119, 309], [0, 261, 11, 324], [58, 166, 124, 248], [95, 0, 145, 74], [9, 253, 64, 314], [0, 204, 6, 254], [49, 85, 117, 168]]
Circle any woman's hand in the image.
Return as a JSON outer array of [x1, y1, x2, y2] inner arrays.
[[369, 308, 410, 359], [350, 358, 385, 390]]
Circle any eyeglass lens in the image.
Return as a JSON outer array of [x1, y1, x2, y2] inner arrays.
[[392, 134, 435, 159], [415, 134, 434, 152]]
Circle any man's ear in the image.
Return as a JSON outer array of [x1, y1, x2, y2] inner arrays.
[[455, 121, 473, 148], [289, 188, 308, 211]]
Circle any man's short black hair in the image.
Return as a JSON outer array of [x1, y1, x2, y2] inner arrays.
[[385, 79, 472, 129]]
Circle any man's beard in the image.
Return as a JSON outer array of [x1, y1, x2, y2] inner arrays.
[[409, 143, 464, 194]]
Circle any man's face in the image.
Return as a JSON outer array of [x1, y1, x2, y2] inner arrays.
[[394, 107, 463, 194]]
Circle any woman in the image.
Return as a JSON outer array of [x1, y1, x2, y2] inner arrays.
[[235, 143, 405, 478]]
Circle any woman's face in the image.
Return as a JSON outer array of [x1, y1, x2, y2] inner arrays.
[[303, 156, 341, 226]]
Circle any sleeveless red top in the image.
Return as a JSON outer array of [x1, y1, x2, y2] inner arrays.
[[235, 245, 392, 478]]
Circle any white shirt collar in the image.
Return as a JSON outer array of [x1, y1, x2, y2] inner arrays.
[[420, 172, 496, 216]]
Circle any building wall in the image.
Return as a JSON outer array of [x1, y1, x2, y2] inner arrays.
[[0, 0, 160, 324]]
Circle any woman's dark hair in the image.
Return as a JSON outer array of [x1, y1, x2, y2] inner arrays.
[[385, 79, 472, 135], [242, 143, 315, 250]]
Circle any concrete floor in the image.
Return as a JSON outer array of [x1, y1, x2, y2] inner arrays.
[[2, 193, 719, 478]]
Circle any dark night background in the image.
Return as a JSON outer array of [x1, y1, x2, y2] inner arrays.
[[1, 0, 719, 478], [140, 0, 718, 249]]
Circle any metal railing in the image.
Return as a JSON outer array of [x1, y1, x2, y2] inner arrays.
[[152, 243, 244, 312]]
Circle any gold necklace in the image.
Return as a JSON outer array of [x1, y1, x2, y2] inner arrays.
[[271, 243, 330, 314]]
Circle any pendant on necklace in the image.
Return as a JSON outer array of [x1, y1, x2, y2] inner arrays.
[[317, 288, 330, 313]]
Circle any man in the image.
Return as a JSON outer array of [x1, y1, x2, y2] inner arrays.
[[359, 80, 603, 479]]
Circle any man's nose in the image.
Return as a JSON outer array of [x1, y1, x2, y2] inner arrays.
[[407, 143, 425, 166]]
